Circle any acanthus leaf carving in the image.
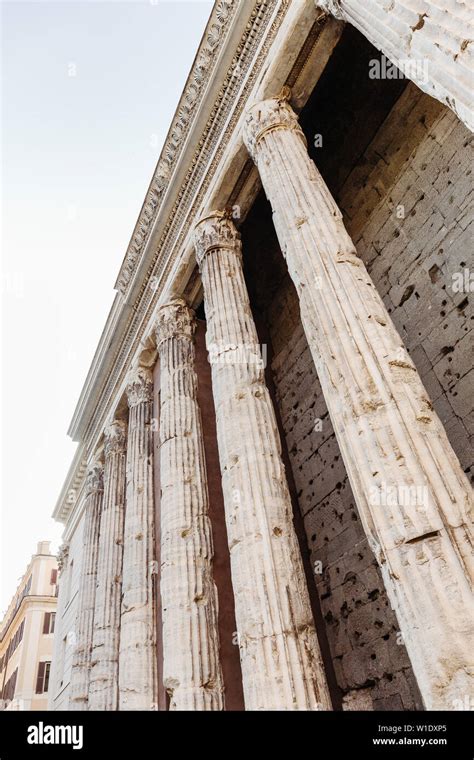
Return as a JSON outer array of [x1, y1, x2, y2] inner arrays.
[[104, 420, 127, 457], [193, 209, 242, 268], [155, 298, 195, 346], [57, 542, 70, 575], [86, 461, 104, 497], [125, 366, 154, 407]]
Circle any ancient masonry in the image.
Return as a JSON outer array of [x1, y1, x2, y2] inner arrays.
[[50, 1, 473, 712]]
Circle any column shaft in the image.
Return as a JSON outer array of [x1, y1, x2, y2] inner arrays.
[[70, 462, 103, 710], [243, 93, 473, 709], [194, 213, 332, 711], [119, 368, 158, 710], [156, 298, 224, 711], [89, 420, 127, 710], [317, 0, 473, 132]]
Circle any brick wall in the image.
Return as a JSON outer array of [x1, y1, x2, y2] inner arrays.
[[268, 313, 422, 709], [339, 83, 473, 480]]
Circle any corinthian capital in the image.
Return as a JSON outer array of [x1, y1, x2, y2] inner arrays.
[[57, 542, 69, 575], [315, 1, 344, 20], [155, 298, 195, 348], [243, 88, 305, 163], [126, 366, 153, 407], [86, 461, 104, 496], [104, 420, 127, 457], [193, 210, 241, 268]]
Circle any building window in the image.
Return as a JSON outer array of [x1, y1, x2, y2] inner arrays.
[[50, 568, 58, 585], [7, 619, 25, 658], [2, 668, 17, 701], [44, 662, 51, 693], [35, 661, 51, 694], [0, 576, 31, 641], [42, 612, 55, 634]]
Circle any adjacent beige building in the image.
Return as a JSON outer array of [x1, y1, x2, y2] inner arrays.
[[0, 541, 58, 710]]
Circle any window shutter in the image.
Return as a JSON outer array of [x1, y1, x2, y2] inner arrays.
[[35, 662, 45, 693], [42, 612, 50, 634], [44, 662, 51, 693]]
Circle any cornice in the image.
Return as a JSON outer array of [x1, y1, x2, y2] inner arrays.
[[0, 596, 58, 645], [68, 0, 291, 444], [64, 0, 342, 476], [52, 443, 87, 524], [115, 0, 240, 296]]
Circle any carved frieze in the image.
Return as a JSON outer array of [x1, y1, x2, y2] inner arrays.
[[115, 0, 237, 295]]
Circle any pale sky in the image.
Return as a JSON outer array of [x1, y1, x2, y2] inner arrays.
[[1, 0, 213, 614]]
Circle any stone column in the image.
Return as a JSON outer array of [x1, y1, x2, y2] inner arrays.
[[89, 420, 127, 711], [193, 213, 332, 712], [243, 92, 474, 710], [70, 461, 104, 710], [156, 298, 224, 710], [119, 367, 158, 710], [316, 0, 473, 132]]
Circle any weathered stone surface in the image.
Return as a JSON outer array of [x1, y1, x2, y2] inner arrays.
[[119, 367, 158, 710], [156, 298, 224, 711], [338, 85, 474, 484], [243, 93, 474, 710], [69, 462, 103, 710], [342, 688, 374, 711], [89, 420, 127, 711], [317, 0, 474, 132], [194, 212, 332, 711]]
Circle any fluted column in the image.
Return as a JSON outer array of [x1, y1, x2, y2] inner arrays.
[[118, 368, 158, 710], [156, 298, 224, 711], [70, 462, 104, 710], [317, 0, 473, 132], [89, 420, 127, 711], [243, 92, 474, 710], [193, 213, 332, 711]]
